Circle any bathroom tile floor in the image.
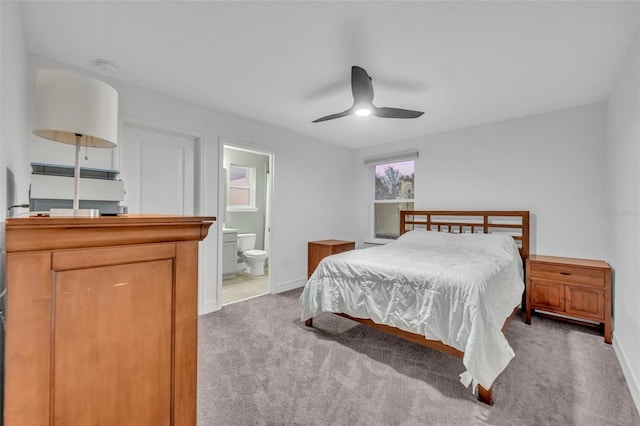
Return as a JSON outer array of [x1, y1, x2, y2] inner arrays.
[[222, 266, 269, 305]]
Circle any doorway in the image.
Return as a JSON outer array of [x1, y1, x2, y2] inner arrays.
[[220, 143, 273, 305]]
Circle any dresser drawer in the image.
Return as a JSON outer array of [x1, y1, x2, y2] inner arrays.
[[530, 263, 604, 287], [331, 242, 355, 254]]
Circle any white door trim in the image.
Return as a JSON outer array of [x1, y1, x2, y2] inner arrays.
[[218, 136, 275, 310]]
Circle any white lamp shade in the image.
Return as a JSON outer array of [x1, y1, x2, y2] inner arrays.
[[33, 69, 118, 148]]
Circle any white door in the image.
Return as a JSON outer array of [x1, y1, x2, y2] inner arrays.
[[121, 124, 195, 215]]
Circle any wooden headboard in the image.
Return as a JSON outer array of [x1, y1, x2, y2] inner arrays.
[[400, 210, 530, 261]]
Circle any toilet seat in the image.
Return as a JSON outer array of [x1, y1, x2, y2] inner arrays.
[[242, 249, 267, 276]]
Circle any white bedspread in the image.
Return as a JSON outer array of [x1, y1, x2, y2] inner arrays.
[[300, 230, 524, 391]]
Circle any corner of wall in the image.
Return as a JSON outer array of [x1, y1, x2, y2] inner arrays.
[[2, 0, 30, 211], [614, 337, 640, 415], [2, 4, 30, 418], [604, 21, 640, 416]]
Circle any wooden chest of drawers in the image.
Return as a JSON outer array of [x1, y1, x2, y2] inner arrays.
[[307, 239, 355, 278], [4, 215, 215, 425], [525, 255, 611, 343]]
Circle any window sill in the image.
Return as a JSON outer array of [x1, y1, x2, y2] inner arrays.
[[227, 207, 259, 213]]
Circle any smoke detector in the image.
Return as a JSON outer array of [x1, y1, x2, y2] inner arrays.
[[94, 59, 119, 74]]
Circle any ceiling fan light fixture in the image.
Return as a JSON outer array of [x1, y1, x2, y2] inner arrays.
[[312, 66, 424, 123]]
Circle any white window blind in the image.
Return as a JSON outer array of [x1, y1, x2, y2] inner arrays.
[[364, 150, 418, 166]]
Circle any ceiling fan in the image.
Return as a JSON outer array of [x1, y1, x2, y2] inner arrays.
[[312, 66, 424, 123]]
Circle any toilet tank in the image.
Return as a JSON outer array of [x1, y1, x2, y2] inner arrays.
[[237, 233, 256, 252]]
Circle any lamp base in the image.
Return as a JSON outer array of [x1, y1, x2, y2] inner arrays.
[[49, 208, 100, 218]]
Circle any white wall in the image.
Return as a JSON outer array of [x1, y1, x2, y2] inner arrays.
[[1, 0, 29, 311], [1, 2, 29, 215], [1, 1, 30, 415], [26, 54, 354, 313], [353, 103, 608, 260], [605, 26, 640, 411]]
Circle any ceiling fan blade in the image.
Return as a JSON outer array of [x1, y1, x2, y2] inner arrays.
[[373, 107, 424, 119], [312, 109, 352, 123], [351, 66, 374, 103]]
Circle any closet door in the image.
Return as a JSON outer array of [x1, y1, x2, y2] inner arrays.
[[121, 123, 195, 215]]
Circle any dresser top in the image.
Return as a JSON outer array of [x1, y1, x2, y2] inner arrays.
[[6, 214, 216, 253], [309, 239, 354, 246], [7, 214, 216, 227], [529, 254, 609, 269]]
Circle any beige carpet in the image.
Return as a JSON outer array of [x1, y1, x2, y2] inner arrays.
[[198, 288, 640, 425]]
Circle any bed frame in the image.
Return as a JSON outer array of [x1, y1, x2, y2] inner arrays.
[[305, 210, 530, 405]]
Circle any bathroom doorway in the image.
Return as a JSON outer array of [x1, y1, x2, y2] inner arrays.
[[220, 142, 273, 306]]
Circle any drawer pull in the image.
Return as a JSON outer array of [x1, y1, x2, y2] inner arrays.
[[560, 272, 571, 275]]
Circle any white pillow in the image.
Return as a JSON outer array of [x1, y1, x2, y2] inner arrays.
[[397, 229, 518, 254], [396, 230, 452, 246]]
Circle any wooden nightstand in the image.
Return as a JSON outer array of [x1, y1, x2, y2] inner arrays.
[[307, 239, 355, 278], [525, 255, 612, 344]]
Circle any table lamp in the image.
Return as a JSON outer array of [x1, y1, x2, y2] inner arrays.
[[33, 69, 118, 217]]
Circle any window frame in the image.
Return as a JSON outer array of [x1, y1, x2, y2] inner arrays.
[[368, 159, 415, 244], [227, 164, 258, 212]]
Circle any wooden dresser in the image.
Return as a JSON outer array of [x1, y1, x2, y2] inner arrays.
[[525, 255, 611, 344], [307, 239, 355, 278], [4, 215, 215, 426]]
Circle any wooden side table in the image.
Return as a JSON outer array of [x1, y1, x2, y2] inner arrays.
[[307, 239, 355, 278], [525, 254, 612, 344]]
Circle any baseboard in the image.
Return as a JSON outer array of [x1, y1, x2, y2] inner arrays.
[[273, 277, 306, 294], [200, 299, 220, 316], [613, 333, 640, 414]]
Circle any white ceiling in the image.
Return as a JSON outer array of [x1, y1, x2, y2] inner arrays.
[[19, 1, 640, 149]]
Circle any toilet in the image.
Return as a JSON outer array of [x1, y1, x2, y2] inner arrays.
[[237, 233, 268, 276]]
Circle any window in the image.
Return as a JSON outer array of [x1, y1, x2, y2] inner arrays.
[[228, 164, 257, 211], [373, 160, 414, 239]]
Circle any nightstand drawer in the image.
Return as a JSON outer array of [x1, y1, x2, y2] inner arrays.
[[331, 244, 354, 255], [529, 263, 604, 287]]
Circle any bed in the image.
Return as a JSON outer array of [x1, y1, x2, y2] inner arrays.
[[300, 210, 530, 405]]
